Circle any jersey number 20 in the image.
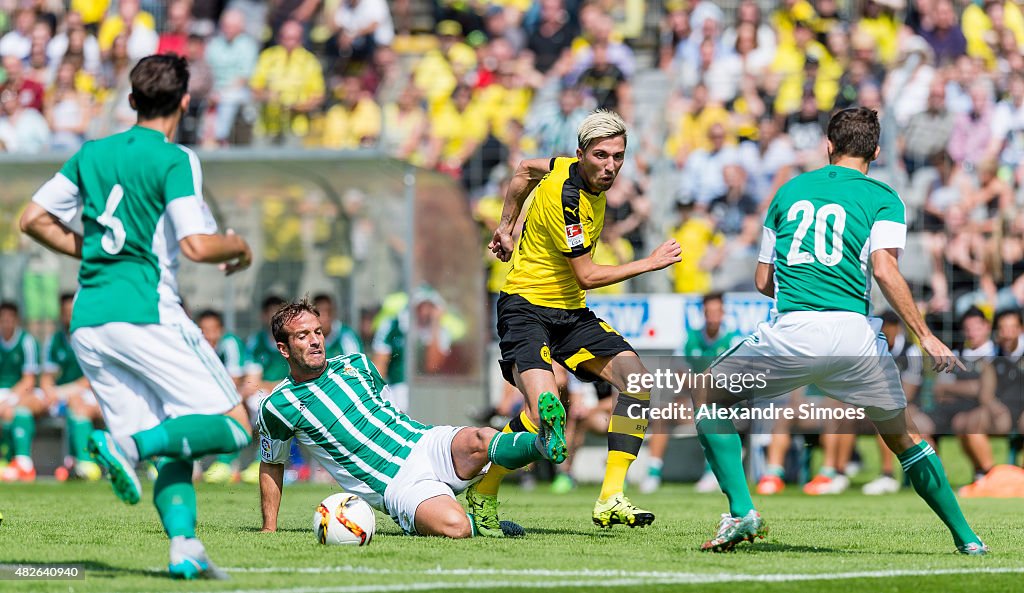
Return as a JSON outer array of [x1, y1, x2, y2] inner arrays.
[[785, 200, 846, 267], [97, 184, 127, 255]]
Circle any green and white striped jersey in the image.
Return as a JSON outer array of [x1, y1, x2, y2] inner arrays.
[[758, 165, 906, 315], [30, 126, 217, 332], [256, 353, 430, 510], [0, 329, 40, 389]]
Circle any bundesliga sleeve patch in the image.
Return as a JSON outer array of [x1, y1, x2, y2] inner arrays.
[[565, 224, 584, 248]]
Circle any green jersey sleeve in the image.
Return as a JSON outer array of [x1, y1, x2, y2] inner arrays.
[[257, 395, 294, 464], [31, 150, 83, 225], [869, 192, 907, 255]]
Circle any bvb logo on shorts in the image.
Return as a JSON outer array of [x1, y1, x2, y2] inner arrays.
[[540, 345, 552, 364]]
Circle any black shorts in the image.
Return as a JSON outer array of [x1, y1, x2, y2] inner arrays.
[[930, 398, 981, 435], [496, 292, 634, 387]]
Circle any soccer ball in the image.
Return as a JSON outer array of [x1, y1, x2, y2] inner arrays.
[[314, 493, 375, 546]]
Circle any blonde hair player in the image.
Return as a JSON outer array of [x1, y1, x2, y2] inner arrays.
[[471, 110, 682, 535]]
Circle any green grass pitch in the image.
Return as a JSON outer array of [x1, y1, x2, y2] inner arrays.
[[2, 474, 1022, 593]]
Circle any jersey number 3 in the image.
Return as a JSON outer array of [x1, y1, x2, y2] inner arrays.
[[97, 184, 127, 255], [785, 200, 846, 267]]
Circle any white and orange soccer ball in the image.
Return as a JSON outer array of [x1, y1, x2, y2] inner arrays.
[[314, 493, 376, 546]]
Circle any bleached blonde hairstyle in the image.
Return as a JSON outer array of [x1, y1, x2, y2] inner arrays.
[[577, 109, 627, 153]]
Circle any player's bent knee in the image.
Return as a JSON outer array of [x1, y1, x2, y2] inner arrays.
[[421, 506, 473, 539]]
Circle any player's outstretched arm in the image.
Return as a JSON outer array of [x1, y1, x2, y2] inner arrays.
[[179, 229, 252, 275], [259, 461, 285, 532], [489, 158, 552, 262], [872, 248, 965, 374], [20, 203, 83, 259], [567, 239, 681, 290]]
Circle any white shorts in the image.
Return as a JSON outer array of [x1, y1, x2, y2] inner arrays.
[[383, 425, 473, 535], [71, 322, 240, 438], [709, 312, 906, 420]]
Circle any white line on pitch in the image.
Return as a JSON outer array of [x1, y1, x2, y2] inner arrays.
[[225, 567, 1024, 593]]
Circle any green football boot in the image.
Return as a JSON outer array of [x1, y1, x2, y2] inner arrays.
[[465, 484, 505, 538], [87, 430, 141, 505], [535, 391, 567, 463]]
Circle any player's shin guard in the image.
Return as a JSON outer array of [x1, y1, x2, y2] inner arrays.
[[11, 407, 35, 460], [133, 415, 251, 460], [696, 417, 755, 517], [475, 411, 538, 496], [899, 441, 981, 548], [487, 431, 543, 468], [154, 458, 197, 538], [600, 392, 649, 500]]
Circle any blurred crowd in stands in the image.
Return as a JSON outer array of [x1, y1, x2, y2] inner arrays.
[[1, 0, 1023, 325]]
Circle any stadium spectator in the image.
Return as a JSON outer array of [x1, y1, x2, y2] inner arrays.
[[981, 309, 1024, 436], [2, 54, 45, 113], [921, 0, 968, 66], [569, 12, 635, 81], [679, 122, 737, 206], [730, 21, 774, 80], [931, 308, 998, 484], [736, 116, 797, 205], [45, 59, 91, 151], [604, 176, 649, 257], [250, 20, 325, 144], [93, 33, 136, 137], [0, 85, 51, 153], [0, 8, 36, 59], [664, 83, 731, 167], [206, 9, 258, 147], [482, 5, 525, 54], [990, 73, 1024, 179], [577, 42, 631, 121], [423, 84, 488, 174], [657, 0, 690, 71], [411, 20, 476, 106], [525, 84, 587, 157], [929, 204, 988, 315], [723, 0, 776, 58], [900, 79, 955, 175], [47, 12, 102, 75], [785, 88, 829, 170], [861, 311, 933, 495], [527, 0, 578, 75], [670, 196, 724, 294], [97, 0, 158, 60], [856, 0, 902, 66], [380, 84, 427, 163], [882, 36, 937, 127], [327, 0, 395, 76], [0, 302, 42, 482], [321, 75, 382, 149], [177, 33, 213, 146], [157, 0, 191, 57]]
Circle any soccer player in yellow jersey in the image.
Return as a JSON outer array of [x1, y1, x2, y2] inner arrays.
[[466, 110, 682, 535]]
